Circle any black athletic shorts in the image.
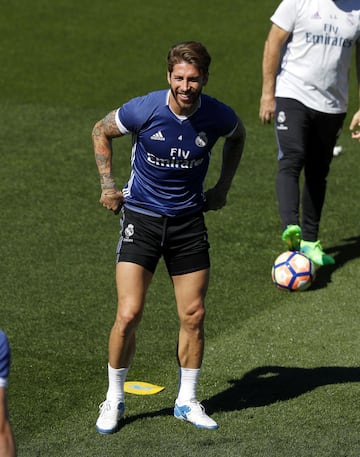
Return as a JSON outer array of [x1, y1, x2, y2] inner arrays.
[[116, 207, 210, 276]]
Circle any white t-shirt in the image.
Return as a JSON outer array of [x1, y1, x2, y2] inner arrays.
[[272, 0, 360, 113]]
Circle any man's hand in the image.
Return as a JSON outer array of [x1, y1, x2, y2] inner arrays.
[[350, 109, 360, 141], [100, 188, 124, 214], [259, 95, 276, 124], [203, 187, 227, 212]]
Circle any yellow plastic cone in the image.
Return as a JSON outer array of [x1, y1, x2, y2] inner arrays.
[[124, 381, 165, 395]]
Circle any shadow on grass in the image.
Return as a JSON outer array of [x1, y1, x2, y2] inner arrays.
[[204, 365, 360, 414], [120, 406, 173, 428], [120, 365, 360, 427], [309, 235, 360, 290]]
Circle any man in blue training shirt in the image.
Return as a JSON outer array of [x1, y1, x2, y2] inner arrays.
[[0, 331, 16, 457], [92, 40, 246, 433]]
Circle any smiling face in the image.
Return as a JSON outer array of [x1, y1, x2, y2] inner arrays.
[[167, 61, 208, 116]]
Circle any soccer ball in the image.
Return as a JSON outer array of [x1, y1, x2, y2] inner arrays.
[[271, 251, 315, 291]]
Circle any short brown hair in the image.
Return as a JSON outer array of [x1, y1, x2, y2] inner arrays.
[[167, 41, 211, 76]]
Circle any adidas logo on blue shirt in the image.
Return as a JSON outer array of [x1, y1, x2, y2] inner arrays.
[[150, 131, 165, 141]]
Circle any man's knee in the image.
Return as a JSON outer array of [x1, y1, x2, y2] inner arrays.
[[181, 303, 206, 330]]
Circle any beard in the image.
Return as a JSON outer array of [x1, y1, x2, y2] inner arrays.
[[170, 87, 201, 115]]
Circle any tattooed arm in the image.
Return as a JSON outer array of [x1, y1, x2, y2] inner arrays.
[[92, 110, 125, 214]]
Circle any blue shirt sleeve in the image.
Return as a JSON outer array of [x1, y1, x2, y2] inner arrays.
[[0, 331, 11, 383], [118, 91, 165, 133]]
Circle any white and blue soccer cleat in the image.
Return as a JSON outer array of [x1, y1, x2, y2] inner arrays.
[[174, 399, 218, 430], [96, 400, 125, 434]]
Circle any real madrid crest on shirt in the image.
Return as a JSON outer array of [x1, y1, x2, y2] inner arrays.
[[195, 132, 208, 147]]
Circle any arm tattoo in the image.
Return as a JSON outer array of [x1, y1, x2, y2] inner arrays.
[[100, 172, 117, 191], [92, 111, 121, 191], [92, 111, 121, 152], [92, 125, 102, 139], [102, 111, 121, 137], [92, 110, 121, 190]]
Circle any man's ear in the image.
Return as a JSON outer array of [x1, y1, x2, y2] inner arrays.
[[167, 71, 171, 85]]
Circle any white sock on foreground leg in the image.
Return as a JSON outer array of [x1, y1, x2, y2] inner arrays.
[[106, 363, 128, 403], [176, 367, 200, 404]]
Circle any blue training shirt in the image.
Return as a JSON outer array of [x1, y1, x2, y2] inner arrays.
[[0, 331, 10, 387], [115, 90, 238, 217]]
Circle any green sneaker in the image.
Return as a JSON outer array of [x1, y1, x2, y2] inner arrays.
[[300, 240, 335, 266], [281, 225, 302, 251]]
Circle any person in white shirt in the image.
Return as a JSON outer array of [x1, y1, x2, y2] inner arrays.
[[260, 0, 360, 266]]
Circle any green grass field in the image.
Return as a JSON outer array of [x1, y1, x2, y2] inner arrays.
[[2, 1, 360, 456]]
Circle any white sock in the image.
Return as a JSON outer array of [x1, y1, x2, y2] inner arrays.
[[176, 367, 201, 404], [106, 363, 128, 404]]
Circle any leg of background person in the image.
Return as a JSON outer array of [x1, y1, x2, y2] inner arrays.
[[275, 98, 308, 230], [276, 156, 302, 229], [301, 112, 345, 241]]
